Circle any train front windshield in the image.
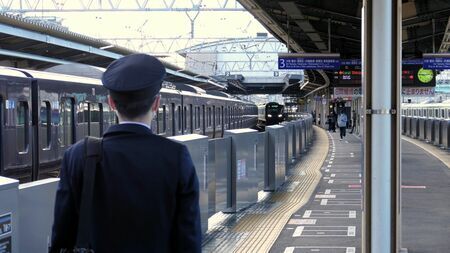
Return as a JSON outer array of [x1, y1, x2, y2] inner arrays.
[[267, 104, 282, 114]]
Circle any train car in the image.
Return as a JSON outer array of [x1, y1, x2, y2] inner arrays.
[[0, 66, 257, 182], [401, 100, 450, 119], [265, 102, 285, 125]]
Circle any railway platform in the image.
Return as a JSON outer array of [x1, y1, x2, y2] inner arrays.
[[201, 128, 450, 253]]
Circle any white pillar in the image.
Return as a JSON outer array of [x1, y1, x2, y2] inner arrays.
[[362, 0, 401, 252]]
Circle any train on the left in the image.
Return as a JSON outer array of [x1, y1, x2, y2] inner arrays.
[[0, 67, 258, 182]]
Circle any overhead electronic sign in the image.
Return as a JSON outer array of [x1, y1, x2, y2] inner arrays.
[[333, 59, 362, 86], [278, 53, 340, 70], [402, 64, 436, 87], [423, 53, 450, 70]]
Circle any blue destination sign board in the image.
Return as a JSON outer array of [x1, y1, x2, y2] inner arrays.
[[341, 59, 361, 66], [278, 53, 340, 70], [423, 54, 450, 70]]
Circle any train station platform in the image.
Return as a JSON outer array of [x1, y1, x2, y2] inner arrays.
[[401, 136, 450, 253], [202, 127, 450, 253]]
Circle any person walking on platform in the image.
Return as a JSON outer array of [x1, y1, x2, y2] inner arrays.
[[50, 54, 201, 253], [337, 111, 348, 140]]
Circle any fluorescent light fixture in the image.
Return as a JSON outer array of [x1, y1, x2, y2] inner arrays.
[[300, 80, 310, 90], [100, 45, 114, 50]]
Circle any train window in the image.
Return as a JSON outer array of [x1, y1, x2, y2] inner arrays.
[[171, 103, 176, 135], [40, 101, 51, 149], [202, 105, 206, 134], [99, 103, 104, 135], [89, 103, 101, 137], [102, 103, 114, 126], [157, 105, 166, 134], [224, 107, 228, 129], [227, 106, 231, 129], [17, 101, 29, 153], [212, 106, 216, 130], [77, 102, 89, 126], [216, 107, 221, 127], [183, 106, 187, 133], [195, 106, 200, 130], [189, 104, 193, 133], [60, 98, 74, 147], [207, 107, 212, 127], [177, 105, 182, 132], [441, 109, 445, 119], [435, 109, 439, 118]]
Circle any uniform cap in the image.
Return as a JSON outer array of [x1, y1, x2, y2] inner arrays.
[[102, 54, 166, 97]]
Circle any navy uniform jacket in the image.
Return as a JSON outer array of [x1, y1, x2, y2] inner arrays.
[[50, 123, 201, 253]]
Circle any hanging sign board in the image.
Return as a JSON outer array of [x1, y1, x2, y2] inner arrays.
[[423, 54, 450, 70], [402, 87, 435, 96], [278, 53, 340, 70]]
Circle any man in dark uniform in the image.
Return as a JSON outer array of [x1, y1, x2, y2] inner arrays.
[[50, 54, 201, 252]]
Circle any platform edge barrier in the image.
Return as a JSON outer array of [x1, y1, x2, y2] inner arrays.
[[0, 177, 19, 253], [19, 178, 59, 253], [224, 128, 259, 212], [169, 134, 209, 235]]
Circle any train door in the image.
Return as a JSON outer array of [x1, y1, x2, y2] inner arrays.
[[1, 77, 33, 181]]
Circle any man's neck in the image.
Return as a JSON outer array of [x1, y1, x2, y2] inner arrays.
[[118, 113, 153, 126]]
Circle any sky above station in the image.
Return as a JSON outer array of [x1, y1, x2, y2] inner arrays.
[[21, 0, 273, 66]]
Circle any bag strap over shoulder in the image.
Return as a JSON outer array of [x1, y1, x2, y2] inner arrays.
[[75, 137, 103, 250]]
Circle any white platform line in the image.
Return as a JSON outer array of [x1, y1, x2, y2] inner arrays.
[[292, 226, 304, 237], [348, 226, 356, 236], [283, 247, 295, 253]]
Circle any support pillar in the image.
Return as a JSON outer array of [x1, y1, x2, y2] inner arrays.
[[362, 0, 401, 252]]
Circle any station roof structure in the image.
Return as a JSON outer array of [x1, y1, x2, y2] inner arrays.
[[0, 13, 226, 90], [237, 0, 450, 96], [177, 36, 311, 95]]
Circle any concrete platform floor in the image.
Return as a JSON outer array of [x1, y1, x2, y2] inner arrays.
[[201, 128, 450, 253]]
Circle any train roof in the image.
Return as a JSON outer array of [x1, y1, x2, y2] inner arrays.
[[0, 66, 101, 85], [44, 63, 106, 79], [0, 66, 256, 107], [205, 90, 232, 98]]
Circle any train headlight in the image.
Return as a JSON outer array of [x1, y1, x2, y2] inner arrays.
[[268, 114, 272, 118], [278, 114, 283, 118]]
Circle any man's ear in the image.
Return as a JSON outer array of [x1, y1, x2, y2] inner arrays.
[[108, 95, 116, 110], [152, 95, 161, 112]]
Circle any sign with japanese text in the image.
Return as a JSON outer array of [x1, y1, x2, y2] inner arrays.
[[423, 54, 450, 70], [278, 53, 340, 70]]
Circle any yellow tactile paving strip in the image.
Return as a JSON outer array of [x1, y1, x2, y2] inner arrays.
[[233, 126, 329, 253], [402, 136, 450, 168]]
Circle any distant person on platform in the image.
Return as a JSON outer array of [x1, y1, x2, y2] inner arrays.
[[50, 54, 201, 253], [327, 112, 336, 132], [337, 111, 348, 140]]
